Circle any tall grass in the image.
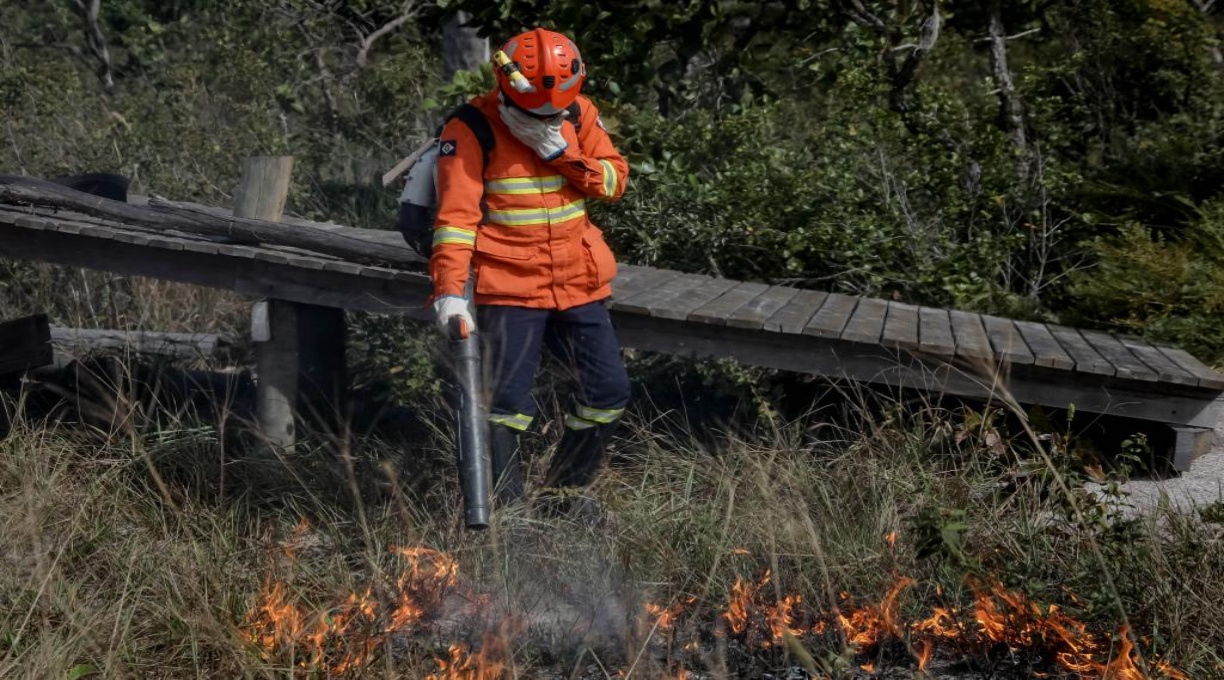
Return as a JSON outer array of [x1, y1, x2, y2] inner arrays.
[[2, 367, 1223, 678]]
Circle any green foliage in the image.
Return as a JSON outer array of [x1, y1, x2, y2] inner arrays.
[[1070, 206, 1224, 364]]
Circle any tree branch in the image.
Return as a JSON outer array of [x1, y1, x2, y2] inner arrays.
[[354, 1, 418, 70], [72, 0, 114, 91]]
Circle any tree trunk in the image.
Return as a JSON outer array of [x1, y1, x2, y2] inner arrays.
[[989, 3, 1028, 172], [443, 11, 489, 82]]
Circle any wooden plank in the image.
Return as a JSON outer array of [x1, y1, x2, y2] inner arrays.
[[1079, 329, 1157, 381], [143, 235, 187, 251], [252, 250, 292, 266], [109, 231, 152, 246], [804, 293, 859, 338], [181, 240, 222, 255], [610, 265, 645, 295], [1047, 326, 1114, 376], [1118, 338, 1199, 387], [725, 286, 800, 330], [608, 267, 680, 303], [981, 315, 1035, 365], [358, 265, 396, 279], [215, 243, 259, 260], [918, 307, 956, 356], [650, 277, 739, 322], [689, 281, 771, 326], [323, 260, 366, 276], [0, 315, 53, 375], [949, 311, 993, 362], [882, 302, 919, 350], [1157, 346, 1224, 390], [764, 289, 828, 334], [613, 273, 710, 316], [1013, 321, 1074, 371], [840, 297, 888, 345], [12, 215, 50, 231], [77, 224, 124, 241]]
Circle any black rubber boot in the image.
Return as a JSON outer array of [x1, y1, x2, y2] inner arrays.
[[489, 422, 525, 506], [544, 421, 617, 489]]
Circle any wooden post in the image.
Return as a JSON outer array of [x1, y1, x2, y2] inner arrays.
[[238, 156, 297, 454], [239, 156, 349, 452], [296, 303, 347, 437]]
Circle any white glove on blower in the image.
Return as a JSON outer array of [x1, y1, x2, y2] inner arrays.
[[433, 295, 476, 335], [499, 103, 568, 161]]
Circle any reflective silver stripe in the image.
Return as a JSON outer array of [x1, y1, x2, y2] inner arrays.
[[485, 175, 566, 195], [487, 199, 586, 227], [489, 413, 534, 431], [598, 159, 617, 198], [432, 226, 476, 247], [564, 414, 598, 430], [558, 70, 582, 92], [576, 404, 624, 424]]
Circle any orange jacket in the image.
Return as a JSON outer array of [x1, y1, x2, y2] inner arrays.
[[429, 91, 629, 309]]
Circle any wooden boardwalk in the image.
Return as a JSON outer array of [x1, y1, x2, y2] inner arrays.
[[1, 198, 1221, 469]]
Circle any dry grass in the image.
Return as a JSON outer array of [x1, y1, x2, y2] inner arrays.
[[0, 262, 248, 337], [2, 367, 1223, 679]]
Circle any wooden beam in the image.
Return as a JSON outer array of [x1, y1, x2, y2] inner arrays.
[[0, 315, 53, 376], [50, 327, 234, 360], [0, 221, 431, 316], [0, 173, 416, 267], [610, 310, 1224, 428]]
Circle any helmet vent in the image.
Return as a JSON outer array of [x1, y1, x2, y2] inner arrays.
[[542, 75, 556, 89]]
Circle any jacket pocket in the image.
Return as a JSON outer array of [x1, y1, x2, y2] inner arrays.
[[474, 237, 534, 297], [581, 229, 618, 291]]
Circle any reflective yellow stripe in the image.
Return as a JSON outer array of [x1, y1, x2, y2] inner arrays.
[[485, 175, 566, 195], [564, 414, 598, 430], [432, 226, 476, 247], [489, 413, 534, 431], [598, 159, 617, 198], [487, 199, 586, 227], [576, 404, 624, 424]]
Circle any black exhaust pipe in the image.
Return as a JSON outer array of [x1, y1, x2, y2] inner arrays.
[[449, 316, 491, 529]]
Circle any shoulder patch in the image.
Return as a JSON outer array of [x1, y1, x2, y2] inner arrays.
[[439, 139, 457, 156]]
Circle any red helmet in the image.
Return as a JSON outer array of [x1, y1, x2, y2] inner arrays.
[[494, 28, 586, 116]]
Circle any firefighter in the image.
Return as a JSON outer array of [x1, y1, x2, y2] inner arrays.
[[429, 28, 631, 510]]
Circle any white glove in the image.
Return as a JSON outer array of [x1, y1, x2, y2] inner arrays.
[[499, 103, 568, 161], [433, 295, 476, 335]]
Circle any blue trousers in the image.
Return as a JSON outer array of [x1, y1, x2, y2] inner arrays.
[[477, 301, 631, 431]]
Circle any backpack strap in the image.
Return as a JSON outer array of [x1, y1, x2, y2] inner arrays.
[[566, 101, 583, 134], [445, 103, 496, 167]]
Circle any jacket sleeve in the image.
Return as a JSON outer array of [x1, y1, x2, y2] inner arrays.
[[429, 117, 485, 300], [546, 99, 629, 202]]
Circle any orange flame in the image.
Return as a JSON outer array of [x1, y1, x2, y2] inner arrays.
[[427, 618, 521, 680], [245, 545, 460, 673]]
